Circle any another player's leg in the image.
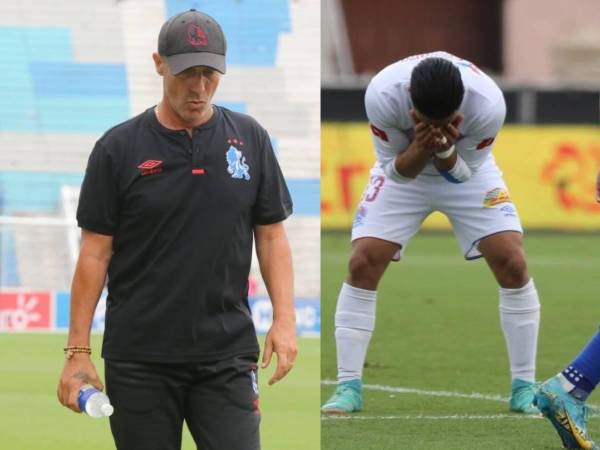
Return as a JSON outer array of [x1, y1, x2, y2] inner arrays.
[[479, 231, 541, 414], [534, 329, 600, 449], [321, 237, 399, 414]]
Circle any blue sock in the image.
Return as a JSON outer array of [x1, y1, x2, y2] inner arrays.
[[562, 328, 600, 401]]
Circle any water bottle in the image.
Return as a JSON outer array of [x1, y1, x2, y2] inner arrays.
[[78, 384, 114, 418]]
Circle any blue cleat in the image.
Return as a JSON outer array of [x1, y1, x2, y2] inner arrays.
[[509, 378, 541, 414], [534, 375, 598, 449], [321, 379, 363, 414]]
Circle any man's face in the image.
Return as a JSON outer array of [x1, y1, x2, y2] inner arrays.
[[153, 53, 221, 126]]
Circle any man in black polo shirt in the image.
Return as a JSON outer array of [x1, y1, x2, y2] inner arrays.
[[57, 9, 296, 450]]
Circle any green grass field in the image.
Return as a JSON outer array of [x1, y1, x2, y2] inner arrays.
[[0, 334, 319, 450], [322, 231, 600, 450]]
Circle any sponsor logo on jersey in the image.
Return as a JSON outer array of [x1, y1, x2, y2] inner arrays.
[[226, 140, 250, 181], [137, 160, 164, 176], [187, 24, 207, 46], [353, 204, 367, 228], [370, 124, 389, 142], [476, 137, 495, 150], [484, 188, 512, 207], [500, 205, 517, 216]]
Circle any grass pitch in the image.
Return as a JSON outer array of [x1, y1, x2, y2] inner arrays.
[[322, 232, 600, 450], [0, 334, 319, 450]]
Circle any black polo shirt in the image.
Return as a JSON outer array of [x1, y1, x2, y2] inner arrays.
[[77, 105, 293, 362]]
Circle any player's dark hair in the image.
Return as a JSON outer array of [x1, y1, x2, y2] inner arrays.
[[410, 57, 464, 120]]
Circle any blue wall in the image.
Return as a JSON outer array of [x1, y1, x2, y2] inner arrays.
[[0, 28, 128, 133]]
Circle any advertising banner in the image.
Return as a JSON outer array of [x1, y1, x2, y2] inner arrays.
[[1, 290, 320, 337], [0, 291, 51, 331], [322, 123, 600, 230]]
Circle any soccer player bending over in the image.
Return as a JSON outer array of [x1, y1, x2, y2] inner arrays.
[[322, 52, 541, 415]]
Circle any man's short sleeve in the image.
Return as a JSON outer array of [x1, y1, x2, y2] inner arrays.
[[456, 98, 506, 171], [76, 141, 120, 235], [252, 131, 293, 225], [364, 82, 410, 167]]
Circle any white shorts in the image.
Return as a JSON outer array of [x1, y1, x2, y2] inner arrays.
[[351, 163, 523, 261]]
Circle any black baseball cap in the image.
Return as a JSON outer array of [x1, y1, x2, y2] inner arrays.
[[158, 9, 226, 75]]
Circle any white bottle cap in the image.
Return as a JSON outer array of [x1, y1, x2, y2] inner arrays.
[[101, 404, 114, 416]]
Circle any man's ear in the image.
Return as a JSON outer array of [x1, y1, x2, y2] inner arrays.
[[152, 52, 165, 76]]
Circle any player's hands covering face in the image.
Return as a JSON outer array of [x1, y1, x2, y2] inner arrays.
[[438, 114, 463, 149], [410, 110, 463, 154]]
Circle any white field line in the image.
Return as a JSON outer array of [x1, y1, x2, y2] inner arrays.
[[322, 379, 508, 402], [321, 379, 600, 416], [322, 414, 543, 421]]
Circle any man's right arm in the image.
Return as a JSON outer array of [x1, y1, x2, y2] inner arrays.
[[391, 121, 441, 179], [57, 229, 112, 413]]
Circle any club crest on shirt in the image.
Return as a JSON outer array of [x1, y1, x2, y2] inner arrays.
[[226, 145, 250, 181], [483, 188, 511, 208]]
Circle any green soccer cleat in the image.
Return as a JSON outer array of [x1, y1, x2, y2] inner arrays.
[[534, 376, 599, 450], [321, 379, 363, 414], [509, 378, 541, 414]]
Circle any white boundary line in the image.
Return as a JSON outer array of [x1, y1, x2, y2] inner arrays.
[[322, 379, 508, 402], [321, 379, 600, 414], [322, 414, 543, 421]]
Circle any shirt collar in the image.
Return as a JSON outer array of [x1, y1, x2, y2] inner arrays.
[[147, 104, 220, 135]]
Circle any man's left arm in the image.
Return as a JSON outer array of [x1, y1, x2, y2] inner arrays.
[[451, 97, 507, 176], [254, 221, 297, 385]]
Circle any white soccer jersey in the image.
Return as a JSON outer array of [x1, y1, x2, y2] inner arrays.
[[365, 51, 506, 177]]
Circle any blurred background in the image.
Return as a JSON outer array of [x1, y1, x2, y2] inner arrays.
[[0, 1, 319, 449], [321, 1, 600, 449]]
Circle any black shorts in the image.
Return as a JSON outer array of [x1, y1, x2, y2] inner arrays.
[[104, 354, 260, 450]]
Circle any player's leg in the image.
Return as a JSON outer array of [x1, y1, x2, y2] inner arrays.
[[478, 231, 541, 413], [322, 170, 432, 414], [185, 354, 260, 450], [562, 329, 600, 401], [105, 359, 188, 450], [438, 167, 539, 413], [534, 329, 600, 449], [321, 237, 400, 413], [338, 236, 400, 378]]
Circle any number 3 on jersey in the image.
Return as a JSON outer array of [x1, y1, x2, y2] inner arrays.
[[364, 175, 384, 202]]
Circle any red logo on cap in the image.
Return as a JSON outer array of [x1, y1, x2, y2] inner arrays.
[[187, 24, 207, 46]]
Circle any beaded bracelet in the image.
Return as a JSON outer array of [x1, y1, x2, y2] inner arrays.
[[63, 346, 92, 359]]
